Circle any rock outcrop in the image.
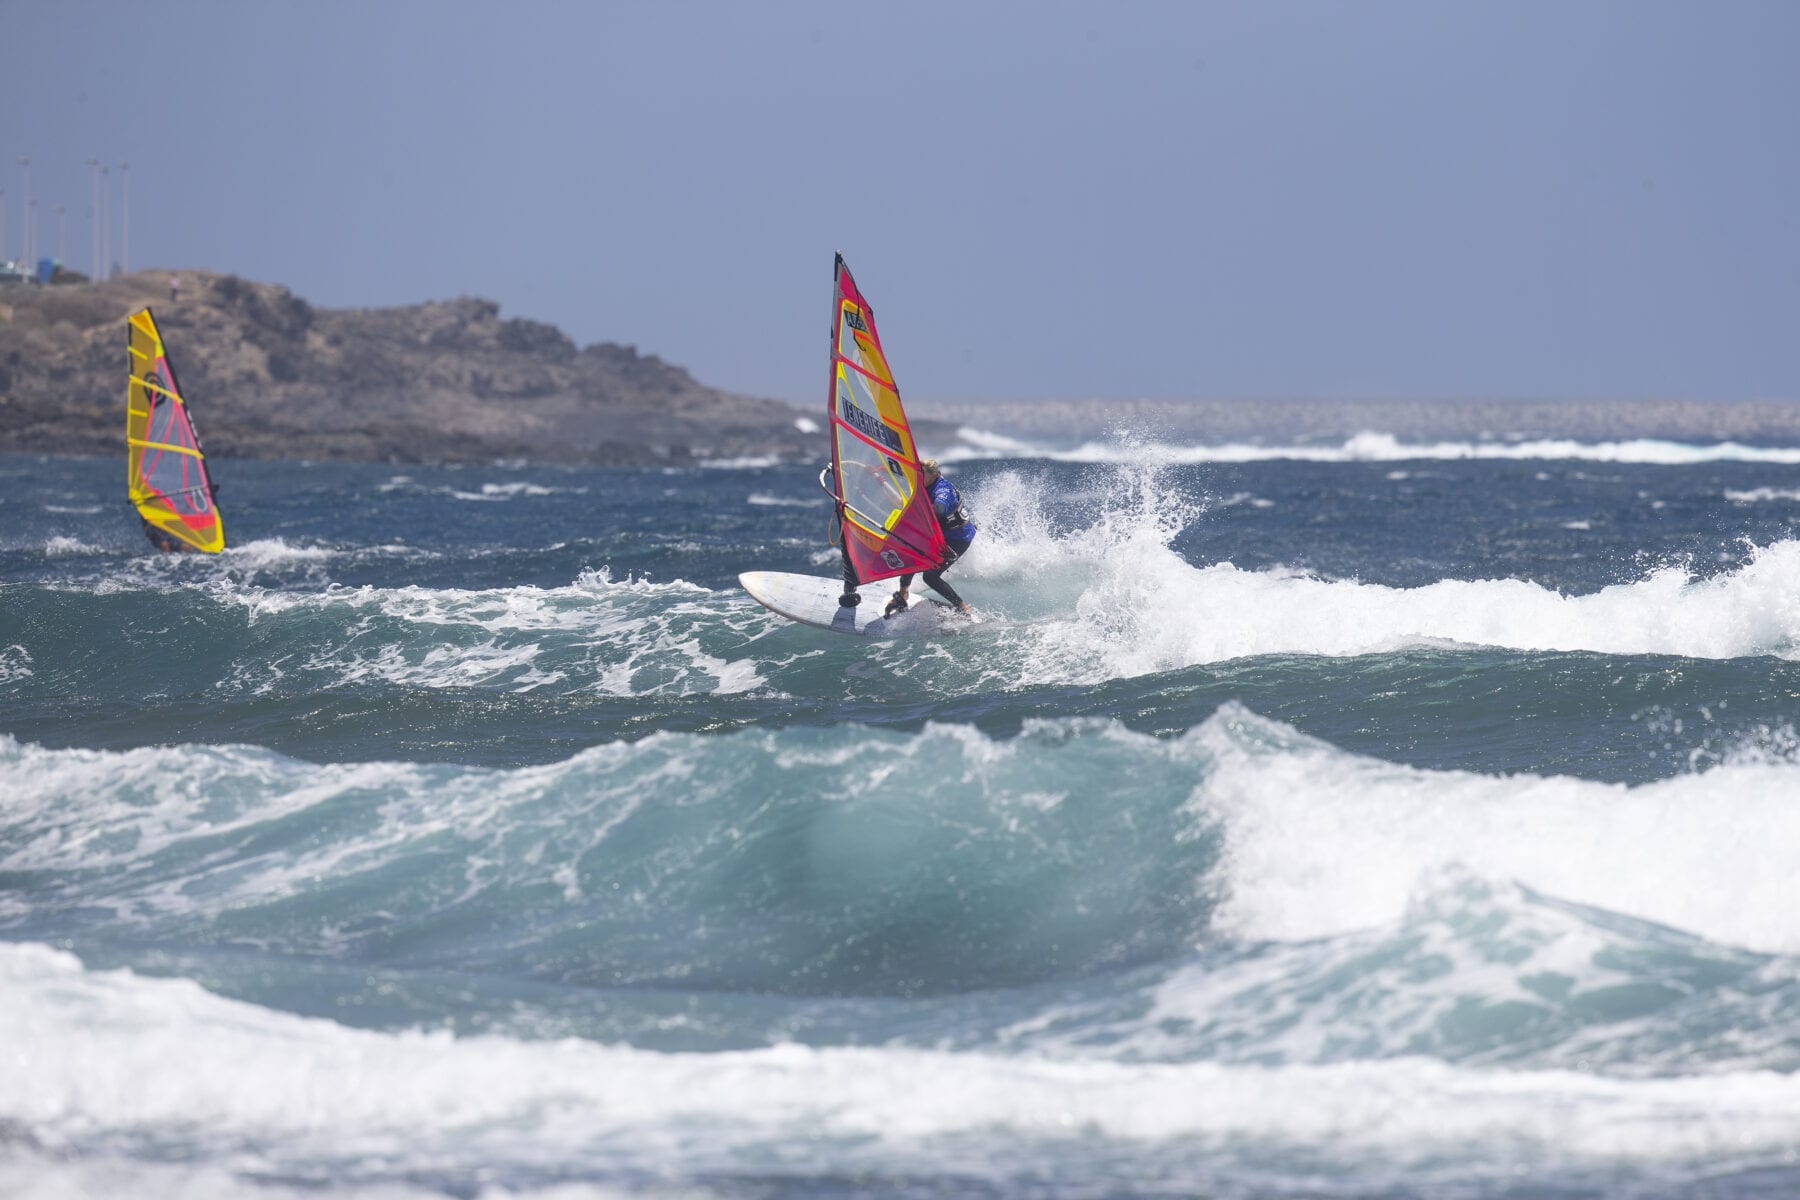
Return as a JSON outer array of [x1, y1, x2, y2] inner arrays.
[[0, 270, 860, 464]]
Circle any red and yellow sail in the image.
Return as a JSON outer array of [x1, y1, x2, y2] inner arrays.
[[827, 254, 947, 584], [127, 307, 225, 553]]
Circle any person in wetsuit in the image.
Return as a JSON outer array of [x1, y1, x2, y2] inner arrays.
[[884, 458, 975, 616], [139, 483, 216, 553], [141, 518, 190, 553]]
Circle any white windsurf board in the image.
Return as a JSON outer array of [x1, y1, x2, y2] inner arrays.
[[739, 570, 945, 637]]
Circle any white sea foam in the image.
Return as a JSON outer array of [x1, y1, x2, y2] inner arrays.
[[450, 481, 580, 501], [222, 537, 341, 566], [1, 941, 1796, 1179], [946, 430, 1800, 465], [0, 643, 32, 685], [1057, 866, 1800, 1077], [379, 475, 586, 501], [938, 425, 1044, 461], [42, 503, 103, 515], [215, 568, 764, 696], [747, 491, 826, 507], [1196, 704, 1800, 955], [1726, 486, 1800, 503], [1211, 490, 1274, 509], [0, 737, 422, 879], [43, 535, 101, 556], [954, 467, 1800, 677], [698, 455, 782, 469], [0, 1156, 625, 1200]]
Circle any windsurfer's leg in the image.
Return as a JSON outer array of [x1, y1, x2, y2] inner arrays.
[[923, 541, 973, 611], [920, 569, 967, 610], [839, 544, 861, 607]]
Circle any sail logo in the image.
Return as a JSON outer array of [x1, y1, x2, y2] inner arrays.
[[844, 308, 867, 333], [839, 393, 903, 454], [881, 550, 904, 570]]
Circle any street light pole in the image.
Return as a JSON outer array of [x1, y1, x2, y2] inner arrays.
[[99, 165, 109, 281], [118, 161, 130, 274], [16, 157, 30, 272], [0, 189, 6, 263], [86, 159, 100, 281], [55, 205, 66, 264], [26, 199, 36, 276]]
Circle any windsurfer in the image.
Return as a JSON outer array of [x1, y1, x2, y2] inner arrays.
[[885, 459, 975, 616]]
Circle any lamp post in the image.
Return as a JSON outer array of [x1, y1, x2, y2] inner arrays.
[[86, 159, 100, 281], [117, 161, 130, 274], [99, 165, 109, 281], [0, 189, 6, 263], [55, 205, 66, 264], [16, 157, 30, 272], [26, 198, 36, 276]]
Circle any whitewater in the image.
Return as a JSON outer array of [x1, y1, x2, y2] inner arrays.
[[5, 445, 1800, 1198]]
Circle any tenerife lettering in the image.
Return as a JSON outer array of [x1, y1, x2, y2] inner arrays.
[[839, 394, 903, 454]]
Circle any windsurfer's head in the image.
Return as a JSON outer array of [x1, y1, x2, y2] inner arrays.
[[922, 458, 940, 482]]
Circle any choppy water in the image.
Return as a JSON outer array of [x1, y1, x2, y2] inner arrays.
[[5, 444, 1800, 1198]]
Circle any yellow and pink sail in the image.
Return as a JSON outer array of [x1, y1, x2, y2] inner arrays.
[[826, 254, 947, 584], [127, 307, 225, 553]]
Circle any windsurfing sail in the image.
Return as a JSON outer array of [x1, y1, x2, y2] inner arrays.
[[826, 253, 947, 585], [127, 307, 225, 553]]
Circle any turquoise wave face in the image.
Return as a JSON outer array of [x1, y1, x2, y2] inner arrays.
[[0, 718, 1221, 1010], [5, 708, 1799, 1068]]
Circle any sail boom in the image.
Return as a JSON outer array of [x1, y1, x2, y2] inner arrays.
[[127, 437, 205, 457]]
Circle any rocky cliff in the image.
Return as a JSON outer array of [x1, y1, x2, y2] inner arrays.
[[0, 270, 854, 464]]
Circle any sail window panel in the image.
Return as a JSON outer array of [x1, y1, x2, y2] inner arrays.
[[139, 405, 213, 515], [835, 424, 912, 533], [838, 306, 869, 374], [144, 379, 187, 446]]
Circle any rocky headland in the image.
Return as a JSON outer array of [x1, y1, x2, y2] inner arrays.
[[0, 270, 930, 465]]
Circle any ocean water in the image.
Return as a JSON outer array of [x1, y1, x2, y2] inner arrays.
[[4, 440, 1800, 1198]]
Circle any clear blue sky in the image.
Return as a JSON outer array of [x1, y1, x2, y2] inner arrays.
[[4, 0, 1796, 405]]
